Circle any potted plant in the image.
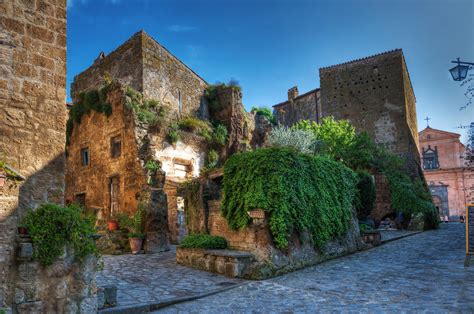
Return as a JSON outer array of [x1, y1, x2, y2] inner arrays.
[[118, 208, 145, 254]]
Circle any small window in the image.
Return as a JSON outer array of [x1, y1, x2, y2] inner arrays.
[[75, 193, 86, 207], [111, 136, 121, 158], [81, 148, 89, 166], [178, 90, 182, 114]]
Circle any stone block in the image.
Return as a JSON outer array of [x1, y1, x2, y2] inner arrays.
[[15, 300, 44, 314], [16, 243, 33, 260]]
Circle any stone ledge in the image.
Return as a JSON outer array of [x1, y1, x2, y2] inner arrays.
[[204, 249, 254, 258]]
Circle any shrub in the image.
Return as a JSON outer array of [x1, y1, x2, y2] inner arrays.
[[178, 116, 212, 133], [212, 124, 228, 146], [355, 170, 376, 219], [145, 160, 160, 173], [222, 147, 358, 248], [359, 223, 373, 233], [268, 126, 320, 155], [251, 106, 276, 124], [21, 203, 98, 266], [167, 123, 180, 144], [125, 86, 165, 125], [179, 234, 227, 249]]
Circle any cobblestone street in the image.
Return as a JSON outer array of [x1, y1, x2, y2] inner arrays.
[[157, 224, 474, 312]]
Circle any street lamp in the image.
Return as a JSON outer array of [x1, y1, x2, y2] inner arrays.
[[449, 58, 474, 81]]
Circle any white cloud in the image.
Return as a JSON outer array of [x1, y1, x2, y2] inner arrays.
[[168, 25, 197, 33]]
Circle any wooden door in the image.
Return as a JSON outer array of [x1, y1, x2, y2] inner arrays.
[[110, 176, 120, 217]]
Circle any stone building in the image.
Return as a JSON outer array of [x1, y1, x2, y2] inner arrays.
[[273, 50, 422, 177], [419, 127, 474, 219], [1, 1, 97, 312], [66, 31, 266, 246]]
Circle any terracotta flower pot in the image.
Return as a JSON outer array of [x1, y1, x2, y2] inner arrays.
[[107, 220, 118, 231], [129, 237, 143, 254], [17, 227, 28, 235]]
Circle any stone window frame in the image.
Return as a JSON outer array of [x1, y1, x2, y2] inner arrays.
[[172, 157, 193, 179], [80, 145, 90, 167], [75, 192, 86, 207], [110, 136, 122, 159], [108, 129, 123, 160]]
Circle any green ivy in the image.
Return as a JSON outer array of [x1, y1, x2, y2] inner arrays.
[[355, 170, 376, 219], [66, 84, 114, 146], [222, 147, 357, 249], [21, 203, 98, 266], [179, 234, 227, 249]]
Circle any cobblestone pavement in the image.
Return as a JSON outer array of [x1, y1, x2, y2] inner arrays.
[[156, 224, 474, 313], [97, 247, 243, 307]]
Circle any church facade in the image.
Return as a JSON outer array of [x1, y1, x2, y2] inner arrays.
[[419, 127, 474, 219]]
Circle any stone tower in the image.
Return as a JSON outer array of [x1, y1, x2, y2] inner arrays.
[[319, 50, 420, 166]]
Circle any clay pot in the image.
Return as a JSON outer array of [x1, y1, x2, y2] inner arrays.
[[0, 174, 6, 188], [17, 227, 28, 235], [129, 237, 143, 254], [107, 220, 118, 231]]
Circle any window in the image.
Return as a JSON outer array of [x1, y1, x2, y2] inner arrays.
[[111, 136, 121, 158], [178, 90, 182, 115], [81, 148, 89, 166], [422, 146, 439, 170], [75, 193, 86, 207]]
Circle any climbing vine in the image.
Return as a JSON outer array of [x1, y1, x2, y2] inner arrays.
[[21, 203, 98, 266], [222, 147, 358, 249]]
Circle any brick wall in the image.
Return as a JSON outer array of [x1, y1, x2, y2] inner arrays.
[[0, 0, 67, 309]]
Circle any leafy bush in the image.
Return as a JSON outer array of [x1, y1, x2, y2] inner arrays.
[[251, 106, 276, 124], [359, 223, 374, 233], [293, 117, 356, 162], [145, 160, 160, 172], [167, 123, 180, 144], [206, 149, 219, 168], [178, 116, 212, 133], [125, 86, 165, 125], [268, 126, 320, 155], [222, 147, 358, 248], [21, 203, 98, 266], [179, 234, 227, 249], [118, 207, 145, 238], [355, 170, 376, 219], [212, 124, 228, 146]]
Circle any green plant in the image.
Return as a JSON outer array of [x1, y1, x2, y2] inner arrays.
[[222, 147, 357, 249], [118, 207, 145, 238], [268, 126, 320, 155], [206, 149, 219, 168], [251, 106, 276, 124], [21, 203, 98, 266], [125, 86, 165, 125], [212, 124, 228, 146], [66, 83, 114, 146], [359, 223, 374, 233], [355, 170, 376, 219], [145, 160, 160, 173], [179, 234, 227, 249], [167, 123, 180, 144], [178, 116, 212, 133]]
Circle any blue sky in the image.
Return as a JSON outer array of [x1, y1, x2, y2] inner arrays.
[[67, 0, 474, 141]]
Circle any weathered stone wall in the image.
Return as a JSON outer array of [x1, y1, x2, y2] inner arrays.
[[65, 86, 146, 221], [273, 88, 321, 127], [70, 33, 143, 102], [370, 173, 393, 226], [207, 200, 365, 279], [141, 33, 208, 118], [319, 50, 421, 172], [0, 0, 67, 309], [71, 31, 208, 118]]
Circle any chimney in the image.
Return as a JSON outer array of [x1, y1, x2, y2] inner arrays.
[[288, 86, 298, 101]]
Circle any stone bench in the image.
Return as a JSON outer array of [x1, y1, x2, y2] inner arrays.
[[176, 248, 255, 278]]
